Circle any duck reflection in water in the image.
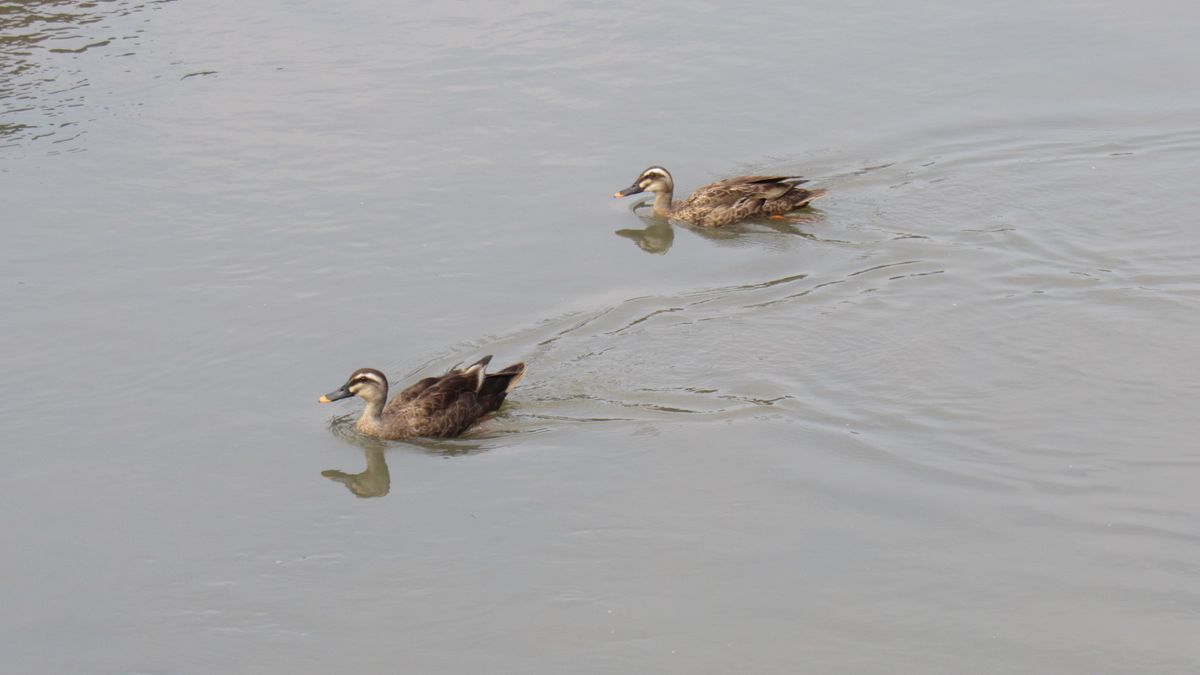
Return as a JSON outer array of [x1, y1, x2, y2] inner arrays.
[[322, 416, 503, 498], [322, 442, 391, 498], [616, 217, 675, 254]]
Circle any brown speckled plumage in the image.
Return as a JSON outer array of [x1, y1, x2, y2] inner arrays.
[[614, 166, 826, 228], [319, 355, 525, 439]]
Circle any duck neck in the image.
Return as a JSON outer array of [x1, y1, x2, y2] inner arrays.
[[356, 395, 387, 433], [651, 189, 674, 218]]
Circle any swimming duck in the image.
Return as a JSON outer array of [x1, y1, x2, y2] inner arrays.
[[613, 166, 826, 227], [319, 355, 525, 439]]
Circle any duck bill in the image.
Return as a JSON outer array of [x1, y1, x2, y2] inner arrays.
[[613, 184, 645, 198], [318, 386, 353, 403]]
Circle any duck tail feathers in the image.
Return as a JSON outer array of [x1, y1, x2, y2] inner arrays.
[[498, 363, 526, 393], [479, 362, 526, 396]]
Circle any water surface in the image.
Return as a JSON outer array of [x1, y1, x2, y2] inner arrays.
[[3, 1, 1199, 673]]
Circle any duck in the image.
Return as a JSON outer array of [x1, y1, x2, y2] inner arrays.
[[319, 355, 525, 439], [613, 166, 826, 227]]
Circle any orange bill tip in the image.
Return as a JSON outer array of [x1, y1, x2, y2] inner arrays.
[[612, 192, 622, 198], [318, 395, 331, 403]]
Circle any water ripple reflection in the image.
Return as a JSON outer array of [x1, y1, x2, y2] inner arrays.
[[0, 0, 169, 150]]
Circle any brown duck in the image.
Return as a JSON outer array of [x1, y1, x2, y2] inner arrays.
[[319, 355, 525, 439], [613, 166, 826, 227]]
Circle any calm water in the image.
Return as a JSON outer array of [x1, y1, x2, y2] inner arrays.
[[3, 1, 1199, 673]]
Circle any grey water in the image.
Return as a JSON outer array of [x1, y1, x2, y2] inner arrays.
[[3, 1, 1199, 673]]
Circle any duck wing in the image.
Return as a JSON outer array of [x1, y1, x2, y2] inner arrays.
[[688, 176, 808, 206], [391, 376, 441, 406], [392, 356, 525, 438], [716, 175, 809, 198], [718, 175, 808, 186], [402, 373, 487, 437], [383, 355, 492, 414], [681, 175, 814, 226]]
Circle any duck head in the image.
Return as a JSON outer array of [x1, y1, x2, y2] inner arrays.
[[320, 368, 389, 405], [614, 166, 674, 198]]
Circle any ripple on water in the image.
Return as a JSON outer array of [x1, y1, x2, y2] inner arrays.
[[328, 121, 1200, 544], [0, 0, 170, 152]]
